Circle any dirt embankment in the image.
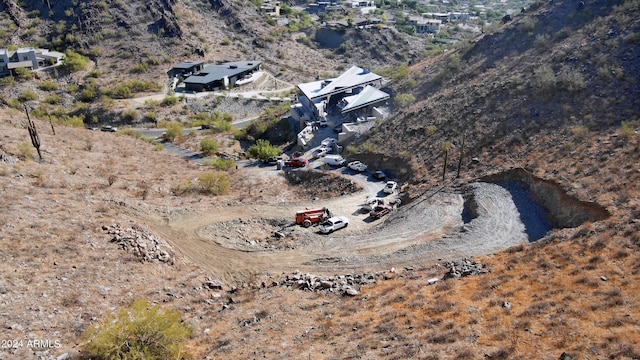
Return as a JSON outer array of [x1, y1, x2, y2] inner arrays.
[[482, 168, 610, 228]]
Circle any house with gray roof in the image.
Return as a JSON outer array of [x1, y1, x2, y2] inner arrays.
[[182, 61, 262, 92], [297, 65, 387, 120], [1, 47, 65, 76], [167, 60, 204, 78]]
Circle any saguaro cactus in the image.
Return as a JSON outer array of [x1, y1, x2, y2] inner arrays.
[[24, 105, 43, 161]]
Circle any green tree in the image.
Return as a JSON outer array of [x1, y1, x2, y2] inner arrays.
[[84, 299, 192, 360], [247, 139, 281, 159], [200, 138, 219, 155]]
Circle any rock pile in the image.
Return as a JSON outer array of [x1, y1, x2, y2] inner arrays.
[[442, 258, 490, 279], [103, 224, 174, 264], [0, 152, 18, 164], [268, 269, 400, 296]]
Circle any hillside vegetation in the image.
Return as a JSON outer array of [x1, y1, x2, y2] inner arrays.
[[0, 0, 639, 359]]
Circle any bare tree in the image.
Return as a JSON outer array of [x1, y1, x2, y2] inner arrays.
[[24, 105, 43, 161]]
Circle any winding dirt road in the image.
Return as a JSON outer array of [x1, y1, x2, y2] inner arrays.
[[122, 166, 529, 284]]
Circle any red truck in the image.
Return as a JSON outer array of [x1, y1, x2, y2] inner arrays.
[[295, 207, 332, 228], [285, 157, 308, 167]]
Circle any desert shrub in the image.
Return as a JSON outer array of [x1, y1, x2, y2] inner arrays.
[[221, 38, 232, 45], [122, 109, 139, 122], [18, 89, 38, 102], [14, 67, 34, 79], [395, 93, 416, 108], [83, 299, 191, 360], [132, 63, 149, 73], [0, 76, 14, 85], [198, 171, 230, 195], [79, 85, 99, 102], [62, 50, 89, 72], [532, 65, 556, 96], [161, 96, 180, 107], [164, 122, 184, 142], [6, 99, 21, 109], [17, 142, 35, 160], [571, 125, 589, 141], [557, 68, 586, 93], [204, 158, 236, 170], [39, 81, 60, 91], [621, 121, 636, 139], [44, 94, 62, 104], [200, 138, 219, 155], [64, 115, 85, 127], [521, 17, 537, 31], [247, 139, 281, 159]]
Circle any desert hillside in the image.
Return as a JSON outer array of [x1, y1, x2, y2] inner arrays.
[[0, 0, 639, 359]]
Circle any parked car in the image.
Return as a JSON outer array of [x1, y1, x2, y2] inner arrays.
[[321, 137, 338, 147], [323, 155, 346, 166], [87, 126, 99, 131], [333, 124, 343, 133], [101, 125, 117, 132], [319, 119, 328, 127], [370, 205, 393, 219], [319, 216, 349, 234], [384, 181, 398, 194], [312, 147, 330, 158], [372, 170, 387, 180], [347, 161, 368, 172], [263, 156, 283, 164], [284, 157, 308, 167]]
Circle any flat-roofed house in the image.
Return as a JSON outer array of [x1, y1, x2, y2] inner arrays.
[[182, 61, 262, 92]]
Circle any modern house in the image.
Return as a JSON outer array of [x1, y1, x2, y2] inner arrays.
[[167, 61, 205, 78], [261, 0, 281, 17], [344, 0, 377, 14], [0, 47, 65, 76], [297, 65, 386, 121], [182, 61, 262, 92], [409, 16, 442, 34]]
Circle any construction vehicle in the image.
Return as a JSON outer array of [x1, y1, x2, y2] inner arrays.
[[295, 207, 332, 228]]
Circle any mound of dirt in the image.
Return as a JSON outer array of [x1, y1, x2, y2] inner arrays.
[[284, 169, 363, 199], [200, 217, 311, 251]]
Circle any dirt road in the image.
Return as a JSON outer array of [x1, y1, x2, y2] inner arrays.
[[124, 167, 529, 284]]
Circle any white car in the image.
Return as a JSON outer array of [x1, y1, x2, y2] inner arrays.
[[321, 137, 338, 147], [319, 216, 349, 234], [312, 147, 329, 158], [347, 161, 368, 172], [383, 181, 398, 194]]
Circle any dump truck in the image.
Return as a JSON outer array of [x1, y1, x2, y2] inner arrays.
[[295, 207, 332, 228]]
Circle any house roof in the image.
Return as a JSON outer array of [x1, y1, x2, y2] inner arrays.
[[172, 61, 205, 70], [298, 65, 382, 101], [7, 61, 34, 69], [183, 61, 261, 85], [338, 85, 390, 113]]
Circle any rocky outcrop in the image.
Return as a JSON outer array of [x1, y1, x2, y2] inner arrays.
[[442, 258, 490, 280], [103, 224, 174, 264]]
